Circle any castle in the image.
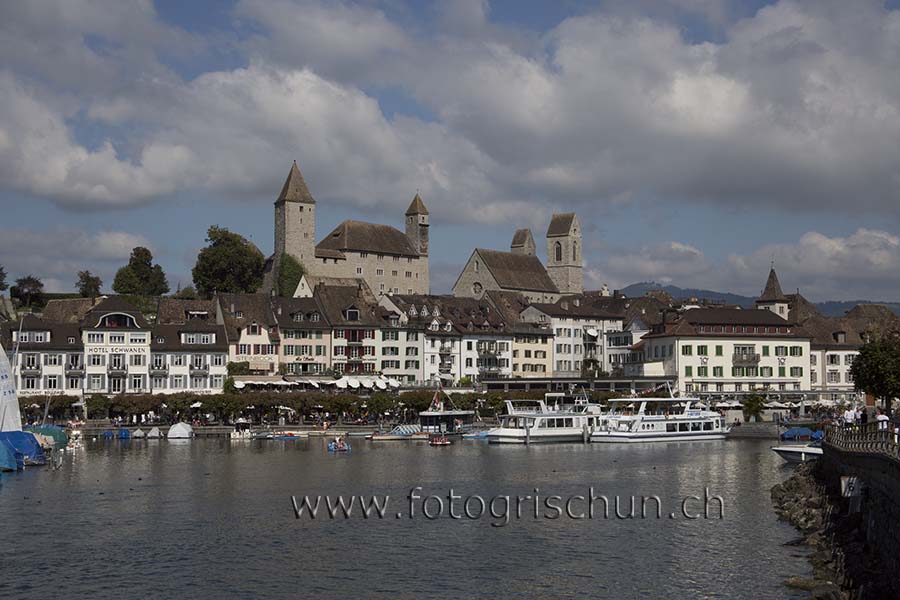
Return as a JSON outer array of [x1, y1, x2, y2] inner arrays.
[[267, 161, 430, 295]]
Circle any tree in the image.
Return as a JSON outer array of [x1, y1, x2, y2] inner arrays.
[[76, 270, 102, 297], [277, 253, 305, 297], [192, 226, 265, 298], [742, 394, 765, 423], [173, 285, 198, 300], [10, 275, 44, 308], [112, 247, 169, 296], [851, 335, 900, 412], [0, 264, 7, 292]]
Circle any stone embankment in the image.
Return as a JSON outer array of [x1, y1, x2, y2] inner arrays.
[[771, 462, 892, 600]]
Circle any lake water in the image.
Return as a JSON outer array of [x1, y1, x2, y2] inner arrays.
[[0, 437, 811, 599]]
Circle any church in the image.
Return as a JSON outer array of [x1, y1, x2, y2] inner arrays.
[[265, 161, 430, 296], [451, 213, 583, 303]]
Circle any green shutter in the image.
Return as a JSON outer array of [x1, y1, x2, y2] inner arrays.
[[762, 346, 769, 356], [682, 345, 692, 356], [685, 366, 692, 377], [715, 345, 723, 356], [778, 366, 785, 377]]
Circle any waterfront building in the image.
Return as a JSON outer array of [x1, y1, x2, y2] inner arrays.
[[267, 161, 429, 296], [520, 297, 624, 377], [153, 298, 228, 393], [315, 283, 383, 376], [272, 296, 331, 376], [4, 314, 83, 397], [605, 318, 650, 375], [217, 293, 281, 375], [630, 307, 812, 395]]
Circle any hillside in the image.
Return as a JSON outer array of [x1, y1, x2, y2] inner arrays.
[[619, 282, 900, 317]]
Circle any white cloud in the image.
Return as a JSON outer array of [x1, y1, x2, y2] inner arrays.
[[0, 228, 152, 292]]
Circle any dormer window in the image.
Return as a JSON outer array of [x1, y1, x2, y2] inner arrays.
[[346, 309, 360, 321], [293, 313, 304, 322], [432, 307, 440, 317], [429, 322, 439, 332], [444, 322, 452, 332], [310, 313, 320, 322], [235, 310, 243, 318], [157, 337, 165, 344], [248, 323, 259, 335], [67, 336, 76, 344], [409, 306, 417, 317], [33, 332, 46, 343]]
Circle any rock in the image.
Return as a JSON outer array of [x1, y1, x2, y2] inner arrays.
[[784, 576, 818, 591]]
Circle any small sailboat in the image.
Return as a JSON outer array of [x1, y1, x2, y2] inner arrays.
[[0, 338, 45, 467]]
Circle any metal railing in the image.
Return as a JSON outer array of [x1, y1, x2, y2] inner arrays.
[[732, 353, 761, 365], [825, 420, 900, 462]]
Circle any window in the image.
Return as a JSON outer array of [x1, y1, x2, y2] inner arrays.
[[789, 346, 803, 356], [761, 346, 769, 357], [44, 354, 61, 366], [130, 354, 145, 366], [130, 334, 147, 344], [248, 323, 259, 335], [212, 354, 225, 367], [682, 345, 692, 356], [110, 334, 125, 344], [234, 310, 243, 318], [172, 355, 186, 366], [697, 366, 708, 377], [346, 309, 359, 321], [376, 269, 384, 276], [827, 371, 840, 383], [89, 354, 104, 366], [554, 241, 562, 262], [827, 354, 840, 366], [775, 346, 787, 357], [87, 333, 104, 344], [356, 267, 363, 275], [45, 375, 59, 390], [67, 377, 81, 390], [790, 367, 803, 377], [713, 366, 723, 377], [697, 345, 707, 356], [130, 375, 144, 390]]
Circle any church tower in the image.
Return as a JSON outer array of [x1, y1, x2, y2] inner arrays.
[[274, 161, 316, 267], [510, 229, 536, 255], [755, 266, 790, 319], [405, 193, 429, 256], [546, 213, 583, 294]]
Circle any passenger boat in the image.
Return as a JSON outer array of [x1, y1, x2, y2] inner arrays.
[[771, 442, 822, 463], [487, 392, 605, 444], [591, 398, 730, 443]]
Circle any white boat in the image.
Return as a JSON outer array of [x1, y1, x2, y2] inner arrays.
[[488, 392, 605, 444], [771, 442, 823, 463], [367, 424, 430, 441], [591, 397, 730, 443]]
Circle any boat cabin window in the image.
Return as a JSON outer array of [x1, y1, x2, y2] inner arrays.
[[679, 423, 689, 432], [691, 422, 702, 431], [667, 423, 677, 432], [703, 421, 713, 431]]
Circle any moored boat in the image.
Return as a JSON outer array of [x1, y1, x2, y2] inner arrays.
[[429, 436, 451, 446], [488, 391, 605, 444], [771, 442, 823, 463], [591, 398, 730, 443], [367, 424, 430, 441]]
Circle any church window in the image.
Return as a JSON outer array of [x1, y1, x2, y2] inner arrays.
[[555, 242, 562, 262], [573, 241, 578, 262]]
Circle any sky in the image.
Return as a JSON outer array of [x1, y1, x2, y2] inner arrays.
[[2, 0, 900, 302]]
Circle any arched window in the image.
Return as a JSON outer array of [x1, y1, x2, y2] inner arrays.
[[572, 241, 578, 262], [554, 242, 562, 262]]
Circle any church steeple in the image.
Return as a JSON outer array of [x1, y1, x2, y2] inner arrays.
[[274, 161, 316, 268], [756, 266, 789, 318], [405, 192, 429, 256]]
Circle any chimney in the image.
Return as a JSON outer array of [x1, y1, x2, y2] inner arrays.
[[277, 305, 282, 316], [230, 302, 235, 314]]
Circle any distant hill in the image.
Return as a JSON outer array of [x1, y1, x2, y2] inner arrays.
[[619, 282, 900, 317]]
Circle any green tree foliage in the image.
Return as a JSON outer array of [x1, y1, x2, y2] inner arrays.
[[277, 253, 306, 297], [76, 270, 102, 297], [0, 264, 7, 292], [173, 285, 198, 300], [742, 394, 765, 422], [851, 335, 900, 411], [192, 226, 265, 298], [112, 247, 169, 296], [10, 275, 44, 308]]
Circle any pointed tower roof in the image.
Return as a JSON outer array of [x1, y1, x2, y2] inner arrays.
[[758, 268, 787, 302], [405, 193, 428, 216], [511, 228, 533, 248], [277, 161, 315, 204]]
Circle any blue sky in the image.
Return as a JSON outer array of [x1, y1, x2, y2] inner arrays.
[[2, 0, 900, 302]]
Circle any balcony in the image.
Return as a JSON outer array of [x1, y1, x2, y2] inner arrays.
[[477, 347, 498, 357], [347, 338, 363, 346], [478, 364, 501, 374], [150, 364, 169, 375], [20, 364, 41, 376], [108, 364, 127, 376], [439, 362, 453, 373], [190, 363, 209, 375], [65, 364, 85, 375], [438, 344, 453, 354], [732, 353, 761, 365]]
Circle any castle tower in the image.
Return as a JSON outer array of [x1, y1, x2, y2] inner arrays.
[[405, 193, 429, 255], [546, 213, 583, 294], [510, 228, 535, 256], [274, 161, 316, 267], [756, 266, 790, 319]]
